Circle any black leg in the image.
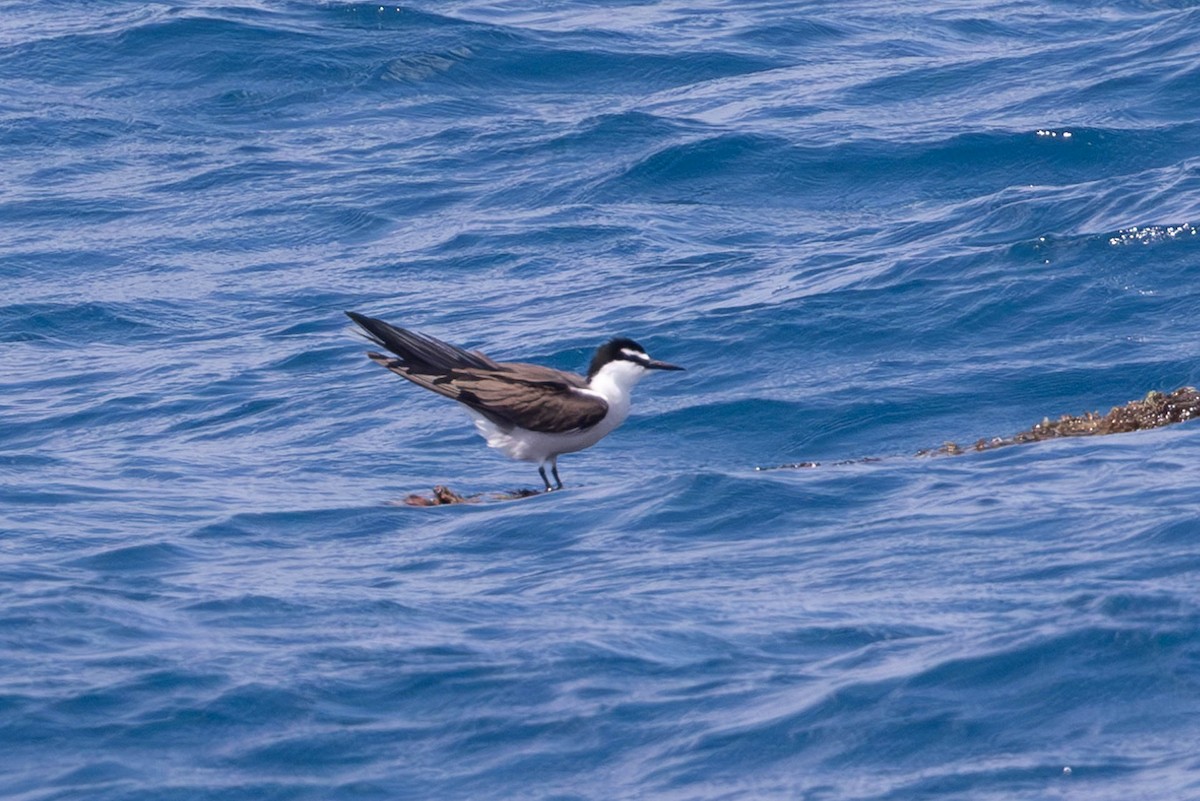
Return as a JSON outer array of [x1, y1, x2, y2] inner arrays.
[[538, 465, 553, 492], [550, 462, 563, 490]]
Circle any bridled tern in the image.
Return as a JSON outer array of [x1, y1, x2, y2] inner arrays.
[[346, 311, 684, 491]]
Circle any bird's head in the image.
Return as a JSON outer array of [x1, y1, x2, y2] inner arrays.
[[587, 337, 685, 385]]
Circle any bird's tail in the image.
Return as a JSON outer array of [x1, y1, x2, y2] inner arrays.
[[345, 311, 500, 372]]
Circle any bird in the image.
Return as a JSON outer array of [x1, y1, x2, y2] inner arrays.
[[346, 311, 684, 492]]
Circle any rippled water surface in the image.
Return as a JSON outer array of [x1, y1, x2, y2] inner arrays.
[[4, 2, 1200, 799]]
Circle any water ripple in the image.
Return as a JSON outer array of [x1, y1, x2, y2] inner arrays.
[[4, 2, 1200, 799]]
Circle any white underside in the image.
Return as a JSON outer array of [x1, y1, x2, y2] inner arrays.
[[463, 359, 647, 465], [465, 407, 626, 464]]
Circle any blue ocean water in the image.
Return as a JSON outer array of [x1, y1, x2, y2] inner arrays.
[[4, 1, 1200, 798]]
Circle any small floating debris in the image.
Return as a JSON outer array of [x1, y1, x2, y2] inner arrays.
[[756, 457, 881, 472], [917, 387, 1200, 457], [397, 485, 541, 506]]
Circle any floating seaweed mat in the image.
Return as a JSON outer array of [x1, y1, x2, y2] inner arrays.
[[761, 386, 1200, 470], [919, 386, 1200, 457]]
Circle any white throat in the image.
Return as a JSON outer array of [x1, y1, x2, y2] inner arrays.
[[586, 359, 648, 425]]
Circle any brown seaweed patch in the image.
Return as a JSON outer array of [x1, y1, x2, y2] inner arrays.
[[396, 485, 542, 506], [917, 387, 1200, 457], [758, 387, 1200, 470]]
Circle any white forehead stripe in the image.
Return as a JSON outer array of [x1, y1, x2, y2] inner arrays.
[[620, 347, 647, 360]]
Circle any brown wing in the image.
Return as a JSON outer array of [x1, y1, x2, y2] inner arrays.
[[366, 354, 607, 433], [448, 370, 607, 433], [348, 313, 605, 432]]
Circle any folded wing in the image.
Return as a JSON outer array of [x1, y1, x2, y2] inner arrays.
[[348, 312, 608, 433]]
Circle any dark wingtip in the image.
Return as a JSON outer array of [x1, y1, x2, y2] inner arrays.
[[345, 311, 388, 351]]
